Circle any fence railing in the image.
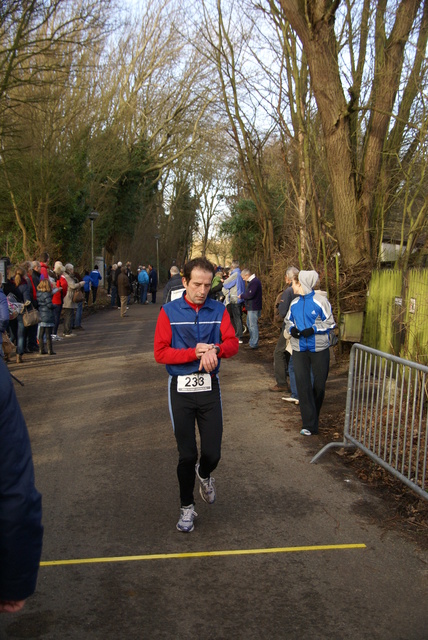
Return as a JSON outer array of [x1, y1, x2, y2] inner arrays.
[[311, 344, 428, 500]]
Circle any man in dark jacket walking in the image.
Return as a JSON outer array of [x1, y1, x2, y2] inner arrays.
[[0, 358, 43, 612]]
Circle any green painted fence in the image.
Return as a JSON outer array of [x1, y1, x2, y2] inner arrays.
[[363, 269, 428, 365]]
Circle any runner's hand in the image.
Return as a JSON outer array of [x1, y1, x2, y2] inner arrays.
[[199, 349, 218, 373], [195, 343, 215, 359], [0, 599, 25, 613]]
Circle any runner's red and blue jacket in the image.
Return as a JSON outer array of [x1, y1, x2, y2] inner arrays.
[[154, 294, 238, 376]]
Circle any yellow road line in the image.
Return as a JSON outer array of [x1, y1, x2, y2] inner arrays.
[[41, 544, 366, 567]]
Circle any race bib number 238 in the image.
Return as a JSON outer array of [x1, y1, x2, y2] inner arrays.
[[177, 373, 212, 393]]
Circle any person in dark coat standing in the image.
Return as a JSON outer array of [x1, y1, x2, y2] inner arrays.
[[0, 358, 43, 612], [270, 266, 299, 392], [162, 266, 184, 304], [148, 264, 158, 304], [117, 266, 131, 317], [239, 268, 263, 349]]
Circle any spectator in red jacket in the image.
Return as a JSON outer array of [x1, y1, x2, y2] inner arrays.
[[51, 261, 66, 341], [39, 252, 50, 280]]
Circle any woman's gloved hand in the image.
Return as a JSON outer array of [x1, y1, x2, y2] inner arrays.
[[300, 327, 315, 338]]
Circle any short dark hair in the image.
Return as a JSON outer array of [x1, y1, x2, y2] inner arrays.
[[40, 252, 49, 262], [183, 257, 215, 282]]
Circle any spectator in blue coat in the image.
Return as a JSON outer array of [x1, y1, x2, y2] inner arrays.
[[0, 358, 43, 612], [138, 266, 149, 304], [89, 265, 102, 303], [285, 270, 335, 436]]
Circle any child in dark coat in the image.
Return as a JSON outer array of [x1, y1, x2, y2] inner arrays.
[[36, 279, 55, 355]]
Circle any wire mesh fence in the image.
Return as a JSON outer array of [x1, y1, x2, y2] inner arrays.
[[312, 344, 428, 500]]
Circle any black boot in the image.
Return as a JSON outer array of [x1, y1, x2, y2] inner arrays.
[[39, 345, 47, 356], [47, 335, 56, 355]]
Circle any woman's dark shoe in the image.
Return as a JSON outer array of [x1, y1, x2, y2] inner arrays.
[[47, 337, 56, 355]]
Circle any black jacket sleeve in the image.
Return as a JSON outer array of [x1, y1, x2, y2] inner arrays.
[[0, 359, 43, 601], [278, 286, 294, 319]]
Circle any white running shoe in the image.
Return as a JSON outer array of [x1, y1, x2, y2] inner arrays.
[[176, 504, 198, 532], [282, 396, 299, 405], [195, 464, 216, 504]]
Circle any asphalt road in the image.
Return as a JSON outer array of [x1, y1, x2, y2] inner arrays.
[[1, 300, 427, 639]]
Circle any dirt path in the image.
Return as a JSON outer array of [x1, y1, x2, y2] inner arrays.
[[1, 301, 427, 639]]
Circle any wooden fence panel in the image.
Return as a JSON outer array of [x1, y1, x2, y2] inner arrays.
[[363, 270, 403, 355], [363, 269, 428, 364], [404, 270, 428, 365]]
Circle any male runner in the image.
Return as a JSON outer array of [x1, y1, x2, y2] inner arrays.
[[154, 257, 239, 532]]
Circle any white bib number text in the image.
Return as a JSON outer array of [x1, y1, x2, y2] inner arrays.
[[177, 373, 212, 393]]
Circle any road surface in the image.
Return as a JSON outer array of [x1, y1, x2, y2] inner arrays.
[[1, 301, 427, 639]]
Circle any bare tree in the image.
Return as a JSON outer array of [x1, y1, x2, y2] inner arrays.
[[197, 0, 277, 264], [189, 129, 235, 256], [275, 0, 428, 269], [0, 0, 110, 258]]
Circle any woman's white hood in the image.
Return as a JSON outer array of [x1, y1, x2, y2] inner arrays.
[[299, 270, 319, 295]]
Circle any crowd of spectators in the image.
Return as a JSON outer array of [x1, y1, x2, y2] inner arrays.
[[107, 262, 157, 311], [0, 253, 103, 363], [1, 253, 335, 437]]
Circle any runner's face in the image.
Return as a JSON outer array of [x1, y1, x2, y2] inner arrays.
[[183, 268, 213, 306]]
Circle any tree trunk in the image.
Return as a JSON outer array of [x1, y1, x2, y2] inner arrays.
[[278, 0, 369, 268], [2, 161, 29, 258]]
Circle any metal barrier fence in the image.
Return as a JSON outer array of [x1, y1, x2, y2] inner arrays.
[[311, 344, 428, 500]]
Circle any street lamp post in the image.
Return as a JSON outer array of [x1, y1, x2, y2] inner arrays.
[[154, 234, 160, 279], [88, 211, 99, 268]]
